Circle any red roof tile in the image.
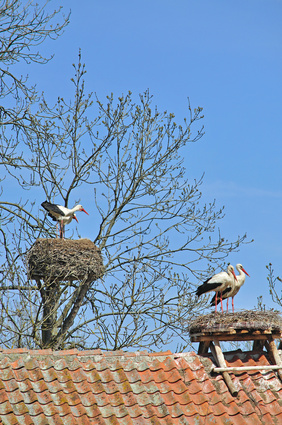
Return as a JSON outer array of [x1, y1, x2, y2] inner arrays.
[[0, 348, 281, 424]]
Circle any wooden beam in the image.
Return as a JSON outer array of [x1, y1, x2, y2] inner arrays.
[[253, 339, 265, 351], [198, 340, 210, 355], [211, 365, 282, 373], [265, 336, 282, 381], [210, 340, 238, 397], [191, 333, 282, 342]]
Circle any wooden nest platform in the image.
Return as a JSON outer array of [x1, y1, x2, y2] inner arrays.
[[189, 310, 282, 342], [188, 311, 282, 397], [27, 238, 104, 282]]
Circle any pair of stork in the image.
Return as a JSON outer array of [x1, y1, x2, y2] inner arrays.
[[196, 264, 249, 313]]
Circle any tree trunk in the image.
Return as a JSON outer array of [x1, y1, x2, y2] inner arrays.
[[41, 280, 59, 347]]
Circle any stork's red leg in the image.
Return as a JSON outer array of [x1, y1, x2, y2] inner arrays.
[[232, 297, 234, 313], [215, 292, 218, 312], [220, 292, 223, 312], [226, 298, 229, 313]]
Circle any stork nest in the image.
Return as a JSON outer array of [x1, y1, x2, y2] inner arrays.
[[27, 238, 104, 283], [188, 310, 282, 335]]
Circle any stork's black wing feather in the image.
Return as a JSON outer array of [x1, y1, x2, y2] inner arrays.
[[41, 201, 65, 217], [210, 286, 232, 305], [46, 212, 59, 222], [196, 281, 224, 297]]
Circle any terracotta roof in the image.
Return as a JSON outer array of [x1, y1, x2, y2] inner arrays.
[[0, 347, 281, 424]]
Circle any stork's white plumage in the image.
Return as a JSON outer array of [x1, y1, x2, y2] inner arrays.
[[196, 265, 237, 312], [210, 263, 249, 312], [60, 214, 78, 225], [41, 201, 89, 238]]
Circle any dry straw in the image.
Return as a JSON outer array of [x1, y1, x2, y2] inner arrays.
[[188, 310, 282, 335], [27, 238, 104, 283]]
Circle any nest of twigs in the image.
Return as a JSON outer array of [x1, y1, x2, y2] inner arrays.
[[188, 310, 282, 335], [27, 238, 104, 282]]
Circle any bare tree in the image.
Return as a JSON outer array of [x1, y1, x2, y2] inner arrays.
[[0, 0, 69, 129], [0, 0, 69, 235], [0, 3, 247, 351], [255, 263, 282, 314], [265, 263, 282, 309]]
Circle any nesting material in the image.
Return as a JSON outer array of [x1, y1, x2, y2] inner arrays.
[[188, 310, 282, 341], [27, 238, 104, 282]]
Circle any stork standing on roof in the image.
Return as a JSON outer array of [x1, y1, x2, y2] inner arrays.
[[196, 265, 237, 313], [210, 263, 250, 313], [41, 201, 89, 239]]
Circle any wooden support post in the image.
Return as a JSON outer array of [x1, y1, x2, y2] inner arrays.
[[253, 339, 265, 351], [210, 339, 238, 397], [198, 340, 210, 355], [265, 336, 282, 381]]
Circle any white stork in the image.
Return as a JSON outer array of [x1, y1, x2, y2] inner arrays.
[[210, 263, 249, 312], [196, 265, 237, 313], [41, 201, 89, 238]]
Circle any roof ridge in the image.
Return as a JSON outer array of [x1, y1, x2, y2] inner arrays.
[[0, 348, 174, 357]]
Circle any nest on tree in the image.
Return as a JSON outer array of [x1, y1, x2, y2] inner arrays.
[[27, 238, 104, 283], [188, 310, 282, 335]]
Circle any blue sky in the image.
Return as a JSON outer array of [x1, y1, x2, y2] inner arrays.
[[22, 1, 282, 311]]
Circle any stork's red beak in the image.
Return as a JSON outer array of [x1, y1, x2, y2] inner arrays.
[[242, 268, 250, 277], [73, 215, 79, 223], [232, 270, 238, 281], [80, 208, 89, 215]]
